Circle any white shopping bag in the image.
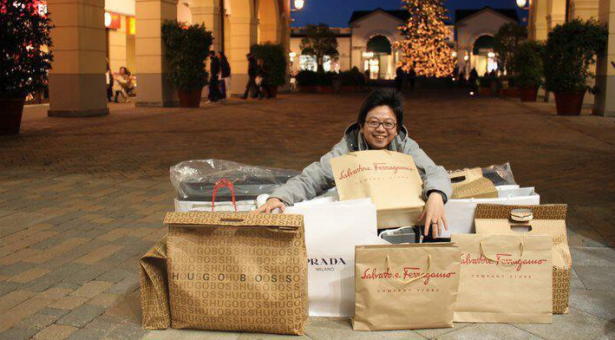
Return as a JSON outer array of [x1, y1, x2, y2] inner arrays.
[[440, 186, 540, 238], [286, 199, 386, 318]]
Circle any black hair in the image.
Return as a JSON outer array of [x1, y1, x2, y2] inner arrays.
[[357, 88, 404, 130]]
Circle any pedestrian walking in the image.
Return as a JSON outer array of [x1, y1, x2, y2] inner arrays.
[[409, 68, 416, 91], [113, 67, 132, 103], [219, 51, 231, 100], [469, 67, 479, 96], [241, 53, 259, 99], [394, 66, 405, 92], [208, 52, 222, 103], [105, 62, 114, 102], [256, 58, 269, 99]]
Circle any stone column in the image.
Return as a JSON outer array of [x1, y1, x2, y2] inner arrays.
[[108, 17, 128, 73], [228, 16, 257, 95], [595, 0, 615, 116], [530, 0, 550, 40], [47, 0, 109, 117], [192, 0, 222, 52], [135, 0, 178, 107]]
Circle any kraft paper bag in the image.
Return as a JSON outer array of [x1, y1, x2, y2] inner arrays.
[[330, 150, 425, 229], [165, 212, 308, 335], [449, 168, 498, 199], [353, 243, 461, 331], [139, 236, 171, 330], [286, 199, 387, 318], [474, 204, 571, 314], [452, 234, 553, 323]]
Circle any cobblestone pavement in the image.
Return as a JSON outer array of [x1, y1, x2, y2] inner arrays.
[[1, 89, 614, 340]]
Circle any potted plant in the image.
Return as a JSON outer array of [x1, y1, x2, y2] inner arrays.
[[478, 77, 493, 96], [1, 1, 53, 135], [162, 21, 212, 108], [250, 43, 286, 98], [514, 41, 545, 102], [340, 67, 366, 92], [500, 76, 519, 97], [296, 70, 318, 92], [544, 19, 608, 115]]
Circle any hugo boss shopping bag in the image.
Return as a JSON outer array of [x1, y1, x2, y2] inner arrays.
[[330, 150, 425, 229], [139, 236, 171, 329], [286, 199, 386, 318], [449, 167, 498, 199], [353, 243, 461, 331], [475, 204, 571, 314], [452, 234, 553, 323], [165, 212, 308, 335]]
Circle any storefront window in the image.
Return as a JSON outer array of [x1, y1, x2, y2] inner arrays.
[[300, 55, 317, 71]]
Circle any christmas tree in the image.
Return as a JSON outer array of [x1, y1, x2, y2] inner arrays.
[[394, 0, 455, 78]]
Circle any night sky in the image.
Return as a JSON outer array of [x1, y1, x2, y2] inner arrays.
[[290, 0, 528, 27]]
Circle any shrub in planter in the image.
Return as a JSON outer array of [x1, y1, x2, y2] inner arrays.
[[544, 19, 608, 115], [162, 21, 212, 107], [340, 67, 366, 92], [316, 71, 334, 93], [499, 76, 519, 97], [1, 1, 54, 135], [250, 43, 286, 98], [514, 40, 545, 102], [296, 70, 319, 92]]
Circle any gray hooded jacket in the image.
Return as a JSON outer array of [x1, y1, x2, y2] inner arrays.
[[270, 123, 452, 206]]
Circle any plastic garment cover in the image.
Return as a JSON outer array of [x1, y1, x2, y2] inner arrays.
[[481, 162, 516, 186], [170, 159, 300, 201]]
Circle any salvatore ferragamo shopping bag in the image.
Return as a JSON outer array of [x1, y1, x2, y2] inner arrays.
[[353, 243, 461, 331], [452, 234, 553, 323], [141, 212, 309, 335], [330, 150, 425, 229], [475, 204, 571, 314]]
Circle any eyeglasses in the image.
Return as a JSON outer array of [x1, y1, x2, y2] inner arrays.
[[365, 120, 397, 130]]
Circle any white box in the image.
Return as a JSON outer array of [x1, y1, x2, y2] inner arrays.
[[440, 186, 540, 238], [174, 198, 257, 212]]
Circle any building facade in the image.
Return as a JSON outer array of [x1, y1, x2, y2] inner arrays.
[[45, 0, 291, 116], [289, 7, 517, 80]]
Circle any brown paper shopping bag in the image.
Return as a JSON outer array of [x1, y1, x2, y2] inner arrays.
[[353, 243, 460, 331], [452, 234, 553, 323], [330, 150, 425, 229], [139, 236, 171, 329], [449, 168, 498, 199], [475, 204, 571, 314], [165, 212, 308, 335]]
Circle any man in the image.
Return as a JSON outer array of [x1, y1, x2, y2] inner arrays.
[[241, 53, 259, 99]]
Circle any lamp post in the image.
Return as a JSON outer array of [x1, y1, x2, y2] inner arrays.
[[516, 0, 529, 9], [292, 0, 305, 12]]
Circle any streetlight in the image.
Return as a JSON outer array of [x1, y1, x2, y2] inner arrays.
[[452, 51, 457, 58], [487, 52, 495, 58], [516, 0, 529, 9], [292, 0, 304, 12]]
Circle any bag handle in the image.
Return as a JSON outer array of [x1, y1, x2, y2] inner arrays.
[[211, 178, 237, 212], [385, 254, 431, 284], [479, 241, 524, 263]]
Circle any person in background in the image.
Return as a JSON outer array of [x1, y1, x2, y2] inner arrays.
[[113, 67, 131, 103], [395, 66, 405, 92], [208, 51, 222, 103], [241, 53, 259, 99], [105, 61, 114, 102], [255, 89, 452, 238], [468, 67, 479, 96], [409, 68, 417, 91], [256, 58, 269, 99], [219, 51, 231, 100]]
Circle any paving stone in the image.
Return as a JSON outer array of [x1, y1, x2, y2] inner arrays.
[[88, 293, 121, 309], [57, 303, 106, 328], [515, 307, 615, 340], [34, 324, 78, 340], [140, 329, 241, 340], [0, 327, 39, 340], [570, 288, 615, 321], [70, 281, 113, 299], [414, 323, 469, 338], [65, 328, 108, 340], [574, 265, 615, 291], [49, 296, 89, 310], [305, 318, 422, 340], [38, 308, 70, 318], [104, 323, 147, 340], [571, 247, 615, 267], [438, 324, 541, 339], [106, 276, 139, 295], [238, 333, 313, 340], [0, 290, 35, 311], [15, 313, 60, 331]]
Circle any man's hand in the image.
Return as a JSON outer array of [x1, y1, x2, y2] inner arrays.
[[419, 192, 448, 238], [253, 197, 286, 214]]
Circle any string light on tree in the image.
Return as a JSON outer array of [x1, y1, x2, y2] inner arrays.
[[394, 0, 455, 78]]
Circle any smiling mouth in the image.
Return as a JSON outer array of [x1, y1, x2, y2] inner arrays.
[[373, 135, 387, 140]]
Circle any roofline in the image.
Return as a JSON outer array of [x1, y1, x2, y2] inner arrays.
[[349, 8, 406, 26], [455, 7, 518, 25]]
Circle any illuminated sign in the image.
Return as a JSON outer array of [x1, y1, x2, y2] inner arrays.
[[104, 12, 121, 29]]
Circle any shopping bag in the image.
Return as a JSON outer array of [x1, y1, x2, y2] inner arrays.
[[353, 243, 461, 331], [287, 199, 385, 318], [164, 212, 308, 335], [474, 204, 571, 314], [330, 150, 425, 229], [450, 168, 498, 199], [452, 234, 553, 323], [139, 236, 171, 330]]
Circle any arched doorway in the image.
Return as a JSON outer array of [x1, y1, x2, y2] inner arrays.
[[472, 35, 497, 76], [364, 35, 393, 80], [257, 0, 281, 43]]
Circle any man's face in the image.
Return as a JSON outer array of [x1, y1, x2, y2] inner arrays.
[[360, 105, 398, 150]]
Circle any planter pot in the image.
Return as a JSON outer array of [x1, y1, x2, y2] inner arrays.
[[299, 85, 316, 93], [479, 87, 491, 96], [267, 85, 278, 98], [177, 89, 202, 108], [316, 85, 333, 93], [554, 90, 586, 116], [0, 97, 25, 135], [518, 86, 539, 102], [502, 87, 519, 97]]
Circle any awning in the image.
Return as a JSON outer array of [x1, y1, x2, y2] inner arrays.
[[473, 35, 494, 55], [366, 35, 392, 54]]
